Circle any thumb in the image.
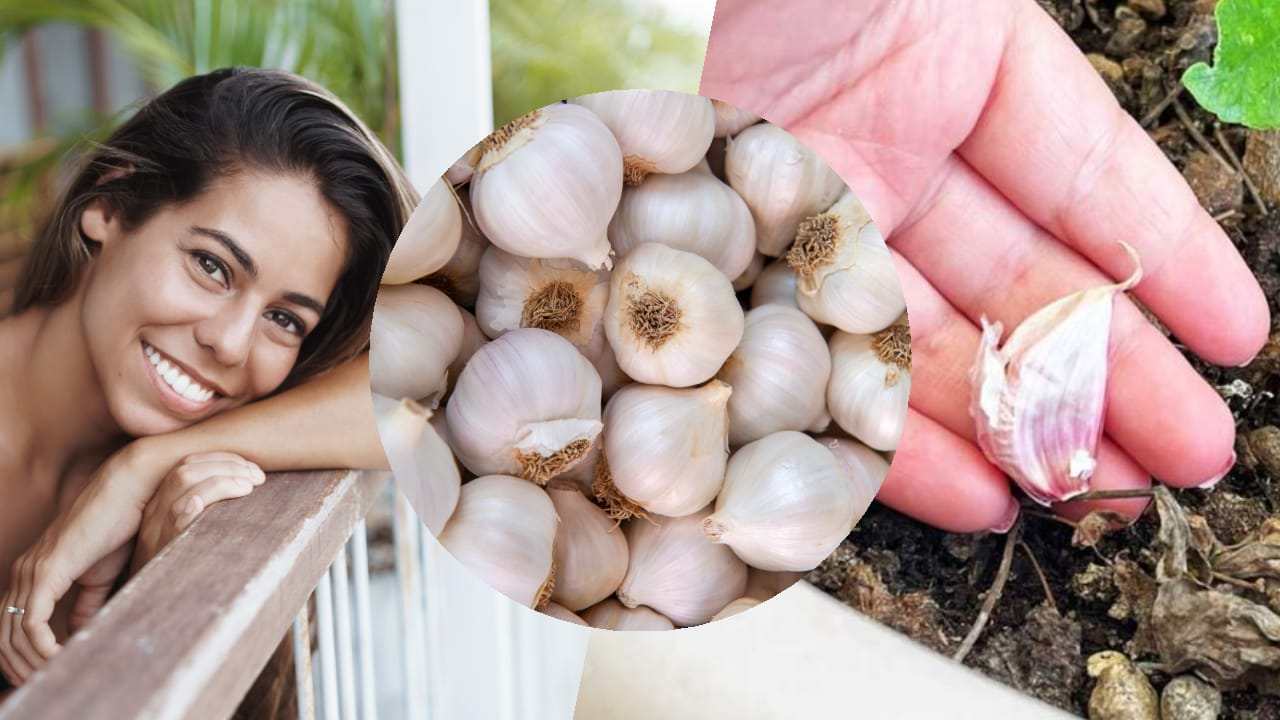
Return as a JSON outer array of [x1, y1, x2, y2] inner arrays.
[[67, 584, 112, 633]]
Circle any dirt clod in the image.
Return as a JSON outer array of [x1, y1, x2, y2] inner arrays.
[[1072, 562, 1117, 603], [1087, 651, 1159, 720], [973, 603, 1084, 712], [1182, 150, 1243, 216], [1249, 426, 1280, 481], [1204, 491, 1271, 544], [1106, 8, 1148, 56], [1161, 675, 1221, 720], [1127, 0, 1167, 19], [1244, 131, 1280, 207]]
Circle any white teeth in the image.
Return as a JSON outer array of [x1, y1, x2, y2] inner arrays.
[[144, 342, 215, 403]]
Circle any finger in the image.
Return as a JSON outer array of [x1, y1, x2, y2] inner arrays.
[[9, 557, 45, 672], [878, 409, 1019, 534], [958, 0, 1269, 367], [892, 155, 1236, 488], [0, 589, 33, 684], [1052, 442, 1152, 523], [179, 451, 257, 466], [68, 583, 113, 633], [22, 554, 67, 660], [172, 475, 256, 530], [895, 251, 1154, 522], [171, 460, 266, 493]]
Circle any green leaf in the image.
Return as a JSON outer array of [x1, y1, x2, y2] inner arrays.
[[1182, 0, 1280, 129]]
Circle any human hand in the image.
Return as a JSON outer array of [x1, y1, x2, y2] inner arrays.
[[702, 0, 1270, 531]]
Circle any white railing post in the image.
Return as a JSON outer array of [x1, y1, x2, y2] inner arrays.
[[314, 567, 341, 720], [293, 605, 316, 720], [331, 548, 358, 720], [349, 521, 379, 720]]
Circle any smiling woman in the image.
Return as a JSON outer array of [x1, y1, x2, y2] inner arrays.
[[0, 67, 414, 710]]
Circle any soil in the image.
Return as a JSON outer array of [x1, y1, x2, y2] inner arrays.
[[808, 1, 1280, 717]]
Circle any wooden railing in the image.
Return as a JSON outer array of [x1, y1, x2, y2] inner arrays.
[[0, 469, 387, 720]]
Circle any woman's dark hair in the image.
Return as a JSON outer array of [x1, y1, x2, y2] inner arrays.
[[14, 67, 416, 388]]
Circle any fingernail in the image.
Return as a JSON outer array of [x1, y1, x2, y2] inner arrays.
[[1197, 450, 1236, 489], [988, 496, 1021, 534]]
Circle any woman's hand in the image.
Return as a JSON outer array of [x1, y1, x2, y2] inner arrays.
[[131, 452, 265, 573]]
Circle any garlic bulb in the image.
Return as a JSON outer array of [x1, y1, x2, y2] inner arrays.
[[719, 305, 831, 446], [608, 168, 756, 280], [584, 332, 629, 400], [470, 103, 621, 269], [710, 597, 760, 621], [426, 189, 488, 306], [971, 242, 1143, 506], [712, 99, 760, 138], [725, 123, 844, 256], [816, 436, 888, 530], [541, 602, 588, 626], [744, 569, 804, 601], [573, 90, 715, 185], [597, 381, 732, 519], [733, 253, 765, 291], [446, 307, 486, 396], [558, 436, 603, 499], [446, 328, 603, 483], [475, 246, 610, 350], [439, 475, 558, 609], [603, 243, 744, 387], [372, 395, 461, 535], [547, 484, 629, 611], [618, 507, 748, 626], [828, 324, 911, 451], [704, 431, 856, 572], [383, 178, 462, 284], [750, 259, 799, 309], [787, 190, 904, 333], [370, 284, 463, 405], [582, 598, 675, 631]]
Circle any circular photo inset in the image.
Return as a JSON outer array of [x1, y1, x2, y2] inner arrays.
[[370, 89, 909, 629]]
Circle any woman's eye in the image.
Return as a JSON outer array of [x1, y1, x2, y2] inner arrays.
[[194, 252, 229, 286], [266, 309, 305, 336]]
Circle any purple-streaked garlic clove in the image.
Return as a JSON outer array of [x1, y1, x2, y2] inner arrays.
[[969, 242, 1143, 506]]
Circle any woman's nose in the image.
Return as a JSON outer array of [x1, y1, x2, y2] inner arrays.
[[193, 298, 258, 367]]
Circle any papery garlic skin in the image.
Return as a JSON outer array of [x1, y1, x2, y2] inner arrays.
[[710, 597, 761, 621], [582, 598, 675, 631], [711, 99, 760, 138], [439, 475, 558, 608], [618, 507, 748, 627], [704, 431, 856, 572], [573, 90, 715, 185], [608, 168, 756, 280], [600, 381, 732, 518], [603, 243, 745, 388], [733, 253, 765, 292], [970, 243, 1143, 506], [788, 190, 904, 334], [719, 305, 831, 446], [725, 123, 845, 256], [426, 189, 488, 306], [475, 246, 610, 349], [446, 142, 483, 186], [446, 328, 603, 484], [372, 395, 461, 536], [541, 602, 588, 626], [547, 484, 629, 611], [370, 284, 463, 405], [750, 259, 800, 309], [828, 325, 911, 451], [471, 104, 621, 269], [816, 436, 888, 531], [382, 178, 462, 284]]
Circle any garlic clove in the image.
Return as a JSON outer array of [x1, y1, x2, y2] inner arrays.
[[369, 284, 463, 406], [382, 178, 462, 284], [581, 597, 675, 631], [719, 305, 831, 446], [711, 99, 761, 138], [438, 474, 558, 609], [446, 328, 603, 484], [788, 190, 905, 334], [617, 506, 748, 627], [541, 602, 588, 626], [445, 307, 486, 398], [744, 569, 805, 601], [816, 436, 887, 531], [724, 123, 845, 256], [608, 167, 757, 280], [471, 103, 620, 269], [970, 242, 1143, 506], [597, 381, 732, 519], [547, 484, 629, 611], [603, 243, 745, 388], [710, 596, 761, 621], [475, 246, 610, 350], [572, 90, 716, 186], [424, 188, 488, 306], [827, 324, 911, 451], [372, 395, 461, 536], [750, 259, 800, 309], [732, 253, 765, 292], [704, 431, 857, 572]]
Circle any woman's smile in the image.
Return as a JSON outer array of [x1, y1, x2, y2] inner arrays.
[[140, 340, 223, 416]]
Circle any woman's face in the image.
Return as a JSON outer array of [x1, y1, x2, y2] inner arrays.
[[78, 170, 348, 436]]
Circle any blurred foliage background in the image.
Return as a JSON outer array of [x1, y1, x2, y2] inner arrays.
[[0, 0, 707, 258]]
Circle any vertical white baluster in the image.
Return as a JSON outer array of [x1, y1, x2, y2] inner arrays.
[[332, 546, 358, 720], [393, 491, 428, 720], [293, 603, 316, 720], [315, 565, 341, 720], [350, 520, 379, 720]]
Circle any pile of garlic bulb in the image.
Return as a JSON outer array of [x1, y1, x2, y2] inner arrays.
[[370, 90, 910, 630]]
